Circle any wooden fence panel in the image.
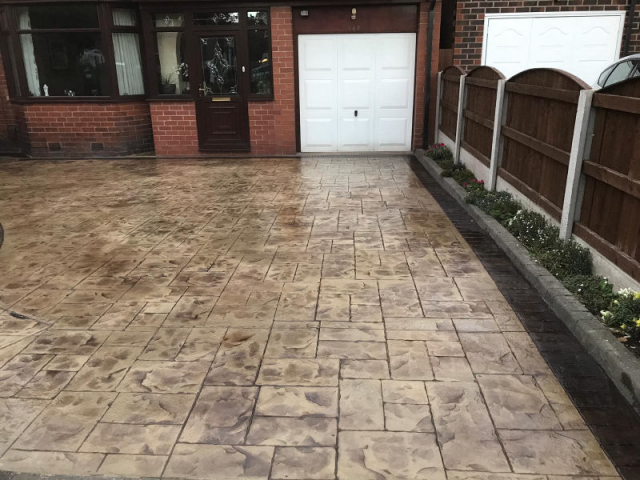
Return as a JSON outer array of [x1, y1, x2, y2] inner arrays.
[[575, 77, 640, 282], [498, 69, 589, 220], [439, 65, 465, 141], [462, 66, 504, 167]]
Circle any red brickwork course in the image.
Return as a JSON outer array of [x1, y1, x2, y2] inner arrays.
[[150, 102, 199, 157], [17, 102, 153, 157], [454, 0, 640, 68]]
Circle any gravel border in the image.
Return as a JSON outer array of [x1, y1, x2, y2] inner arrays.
[[415, 149, 640, 414]]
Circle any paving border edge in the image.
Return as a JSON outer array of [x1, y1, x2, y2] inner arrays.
[[414, 149, 640, 414]]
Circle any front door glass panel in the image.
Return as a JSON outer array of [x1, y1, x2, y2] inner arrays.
[[200, 36, 237, 95]]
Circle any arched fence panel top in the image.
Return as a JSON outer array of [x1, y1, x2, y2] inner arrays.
[[466, 66, 505, 82], [598, 76, 640, 97], [593, 77, 640, 116], [508, 68, 590, 91], [441, 65, 466, 78], [499, 68, 589, 219]]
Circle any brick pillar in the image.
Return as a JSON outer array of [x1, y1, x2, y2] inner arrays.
[[248, 6, 296, 155]]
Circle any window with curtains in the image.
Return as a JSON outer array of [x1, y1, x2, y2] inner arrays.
[[15, 5, 106, 97], [111, 8, 145, 95], [7, 3, 145, 100], [152, 14, 188, 95]]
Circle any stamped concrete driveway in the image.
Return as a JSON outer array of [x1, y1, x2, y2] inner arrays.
[[0, 157, 618, 479]]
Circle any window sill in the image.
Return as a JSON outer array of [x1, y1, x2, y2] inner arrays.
[[248, 96, 275, 102], [147, 96, 194, 102]]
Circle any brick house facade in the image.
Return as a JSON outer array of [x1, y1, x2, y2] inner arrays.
[[452, 0, 640, 68], [0, 2, 441, 158]]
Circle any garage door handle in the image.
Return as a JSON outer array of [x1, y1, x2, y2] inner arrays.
[[354, 110, 358, 117]]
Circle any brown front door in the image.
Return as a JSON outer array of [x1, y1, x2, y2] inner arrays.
[[195, 33, 250, 151]]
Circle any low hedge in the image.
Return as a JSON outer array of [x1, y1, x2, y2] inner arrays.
[[425, 144, 640, 344]]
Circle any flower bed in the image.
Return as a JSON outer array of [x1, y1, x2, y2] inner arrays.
[[425, 143, 640, 355]]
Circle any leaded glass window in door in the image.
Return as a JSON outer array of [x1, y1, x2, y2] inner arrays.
[[200, 36, 237, 95]]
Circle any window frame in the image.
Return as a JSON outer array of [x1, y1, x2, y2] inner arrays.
[[244, 9, 273, 101], [5, 2, 146, 103], [141, 6, 274, 102], [142, 9, 191, 100]]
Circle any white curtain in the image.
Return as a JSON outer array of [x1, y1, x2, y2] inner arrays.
[[113, 33, 144, 95], [16, 8, 40, 96], [112, 8, 137, 27], [112, 9, 144, 95]]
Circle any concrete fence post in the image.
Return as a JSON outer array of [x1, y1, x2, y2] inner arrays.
[[559, 88, 595, 241], [454, 74, 467, 163], [487, 79, 507, 191], [434, 71, 442, 145]]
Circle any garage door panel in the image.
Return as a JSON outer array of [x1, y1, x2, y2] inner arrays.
[[339, 118, 372, 149], [376, 117, 409, 150], [571, 16, 622, 83], [484, 18, 532, 79], [303, 118, 337, 151], [378, 37, 413, 70], [530, 19, 572, 67], [304, 80, 336, 111], [341, 38, 375, 71], [340, 79, 373, 109], [484, 13, 624, 84], [377, 79, 410, 109], [303, 39, 337, 71]]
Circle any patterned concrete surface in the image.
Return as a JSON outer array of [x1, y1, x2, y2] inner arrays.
[[0, 156, 619, 479]]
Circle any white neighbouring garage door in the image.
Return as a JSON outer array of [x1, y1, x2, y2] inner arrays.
[[482, 12, 626, 84], [298, 33, 416, 152]]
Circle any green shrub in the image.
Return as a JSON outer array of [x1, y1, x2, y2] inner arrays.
[[451, 166, 476, 185], [426, 144, 459, 176], [564, 275, 616, 316], [536, 240, 592, 279], [505, 210, 558, 252], [426, 143, 453, 162], [601, 289, 640, 340], [466, 188, 521, 224], [504, 210, 592, 279]]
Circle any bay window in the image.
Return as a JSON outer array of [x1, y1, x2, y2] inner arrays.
[[3, 4, 275, 102]]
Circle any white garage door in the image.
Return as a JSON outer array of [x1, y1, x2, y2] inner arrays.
[[482, 12, 625, 84], [299, 33, 416, 152]]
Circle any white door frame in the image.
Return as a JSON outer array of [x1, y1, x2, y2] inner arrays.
[[481, 11, 626, 66]]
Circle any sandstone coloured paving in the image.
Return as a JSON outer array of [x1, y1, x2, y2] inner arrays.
[[0, 156, 619, 479]]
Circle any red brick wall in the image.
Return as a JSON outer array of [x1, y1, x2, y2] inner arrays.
[[150, 101, 198, 157], [15, 102, 153, 157], [414, 0, 442, 148], [454, 0, 640, 68]]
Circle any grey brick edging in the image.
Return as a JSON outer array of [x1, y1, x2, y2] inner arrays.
[[414, 149, 640, 414]]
